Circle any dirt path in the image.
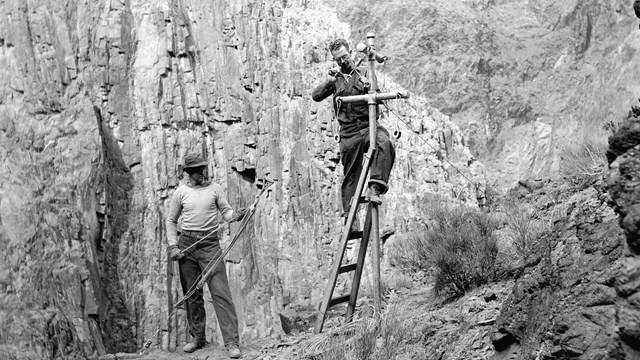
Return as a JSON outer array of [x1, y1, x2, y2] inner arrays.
[[101, 280, 513, 360]]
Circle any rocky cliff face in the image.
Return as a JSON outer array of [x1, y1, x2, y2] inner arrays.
[[474, 103, 640, 360], [334, 0, 640, 187], [0, 0, 482, 358], [606, 105, 640, 358], [488, 180, 628, 359]]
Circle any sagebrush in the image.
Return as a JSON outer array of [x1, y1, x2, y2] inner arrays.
[[408, 202, 502, 297], [504, 201, 545, 265]]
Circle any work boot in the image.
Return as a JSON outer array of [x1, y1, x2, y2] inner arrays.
[[227, 344, 242, 358], [366, 184, 382, 205], [183, 338, 205, 353]]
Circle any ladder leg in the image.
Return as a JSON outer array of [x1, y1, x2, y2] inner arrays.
[[371, 203, 381, 319], [346, 205, 372, 320], [314, 148, 375, 334]]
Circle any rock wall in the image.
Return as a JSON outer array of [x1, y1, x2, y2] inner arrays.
[[334, 0, 640, 187], [0, 0, 483, 358], [483, 103, 640, 359], [606, 104, 640, 358], [490, 181, 627, 359]]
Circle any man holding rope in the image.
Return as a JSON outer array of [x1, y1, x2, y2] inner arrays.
[[166, 153, 246, 358]]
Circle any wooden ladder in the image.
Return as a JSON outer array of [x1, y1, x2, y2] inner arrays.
[[313, 32, 409, 334], [314, 146, 381, 334]]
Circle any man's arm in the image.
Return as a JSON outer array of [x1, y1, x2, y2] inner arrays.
[[311, 76, 336, 102], [222, 209, 235, 222], [216, 188, 248, 222], [166, 190, 182, 247], [213, 185, 235, 222]]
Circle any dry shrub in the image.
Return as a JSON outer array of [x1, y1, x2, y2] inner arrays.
[[560, 120, 609, 188], [561, 142, 606, 188], [408, 202, 502, 297], [504, 202, 545, 265], [305, 304, 423, 360]]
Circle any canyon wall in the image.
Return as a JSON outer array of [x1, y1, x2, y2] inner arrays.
[[606, 105, 640, 358], [0, 0, 482, 357], [335, 0, 640, 187]]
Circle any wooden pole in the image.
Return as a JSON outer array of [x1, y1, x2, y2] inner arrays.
[[366, 32, 382, 318]]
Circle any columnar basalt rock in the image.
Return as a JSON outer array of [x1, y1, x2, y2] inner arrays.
[[607, 105, 640, 358], [0, 0, 482, 357], [484, 103, 640, 360], [340, 0, 640, 188], [489, 181, 626, 359]]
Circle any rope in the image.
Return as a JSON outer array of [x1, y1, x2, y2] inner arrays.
[[332, 98, 342, 141], [176, 179, 273, 304], [139, 179, 274, 354], [179, 223, 222, 255], [331, 66, 367, 142], [174, 201, 258, 306]]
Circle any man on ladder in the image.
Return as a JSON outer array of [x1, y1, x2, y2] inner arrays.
[[311, 36, 407, 334], [311, 38, 396, 222]]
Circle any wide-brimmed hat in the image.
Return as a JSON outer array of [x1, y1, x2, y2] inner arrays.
[[183, 154, 208, 169]]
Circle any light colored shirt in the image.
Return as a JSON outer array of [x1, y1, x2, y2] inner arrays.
[[166, 182, 233, 246]]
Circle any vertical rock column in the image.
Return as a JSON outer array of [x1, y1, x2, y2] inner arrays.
[[607, 105, 640, 358], [0, 0, 486, 356], [89, 0, 484, 349], [0, 0, 138, 356]]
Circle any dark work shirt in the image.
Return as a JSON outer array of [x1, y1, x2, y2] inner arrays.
[[311, 65, 379, 137]]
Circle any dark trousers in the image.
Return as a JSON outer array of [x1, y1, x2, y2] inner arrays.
[[178, 233, 239, 346], [339, 125, 395, 212]]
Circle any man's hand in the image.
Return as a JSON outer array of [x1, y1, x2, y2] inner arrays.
[[325, 69, 338, 84], [233, 208, 248, 222], [168, 245, 184, 261]]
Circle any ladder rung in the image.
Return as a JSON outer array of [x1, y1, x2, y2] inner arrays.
[[329, 294, 350, 307], [338, 263, 357, 274], [315, 146, 377, 334]]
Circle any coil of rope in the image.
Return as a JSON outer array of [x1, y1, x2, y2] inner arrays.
[[139, 178, 275, 354]]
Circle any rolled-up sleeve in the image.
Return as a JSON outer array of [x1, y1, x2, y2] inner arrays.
[[166, 190, 182, 247], [214, 185, 233, 222], [311, 81, 334, 102]]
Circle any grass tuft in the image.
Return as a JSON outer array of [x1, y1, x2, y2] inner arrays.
[[302, 304, 424, 360]]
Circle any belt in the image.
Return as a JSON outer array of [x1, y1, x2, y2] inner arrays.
[[181, 229, 208, 235], [181, 229, 218, 238]]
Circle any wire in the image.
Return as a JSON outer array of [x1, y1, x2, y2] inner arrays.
[[381, 101, 480, 191]]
